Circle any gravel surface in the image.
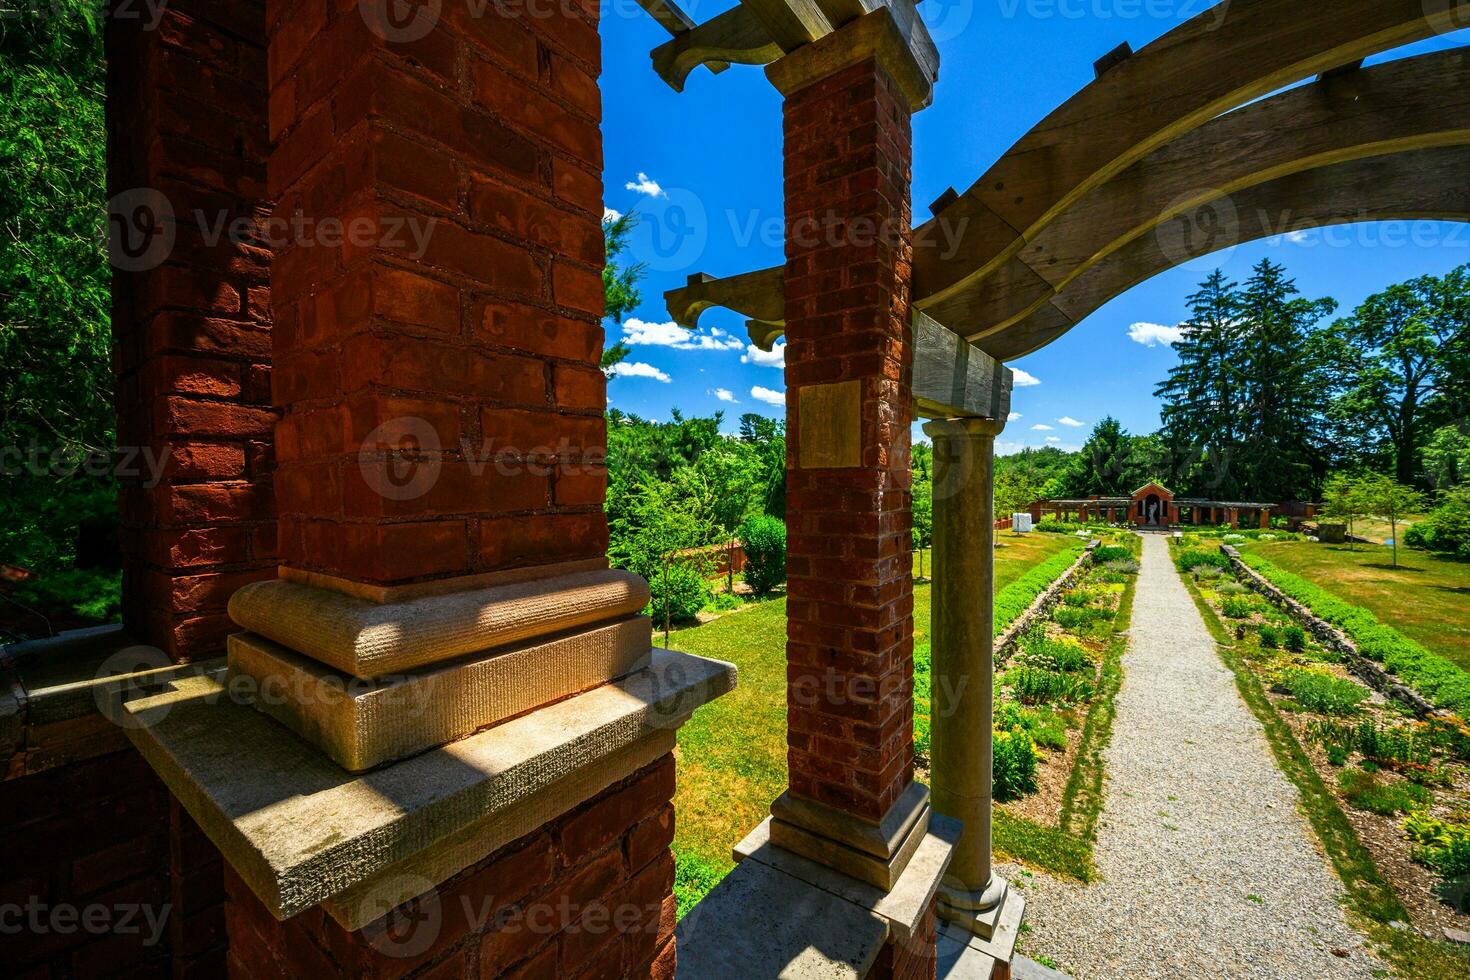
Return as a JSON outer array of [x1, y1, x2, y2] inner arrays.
[[1002, 534, 1384, 979]]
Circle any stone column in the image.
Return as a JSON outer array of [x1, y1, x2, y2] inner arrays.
[[767, 8, 937, 891], [924, 418, 1009, 925]]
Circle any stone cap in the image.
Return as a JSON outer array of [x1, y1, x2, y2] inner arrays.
[[228, 568, 651, 679], [122, 648, 736, 921]]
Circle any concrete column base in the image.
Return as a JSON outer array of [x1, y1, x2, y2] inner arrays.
[[939, 880, 1026, 963], [769, 782, 932, 890]]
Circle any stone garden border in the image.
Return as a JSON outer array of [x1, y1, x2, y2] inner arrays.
[[995, 539, 1100, 668], [1220, 545, 1444, 719]]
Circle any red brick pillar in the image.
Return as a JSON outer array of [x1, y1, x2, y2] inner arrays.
[[107, 0, 276, 662], [1260, 509, 1270, 530], [267, 0, 607, 588], [766, 7, 937, 919]]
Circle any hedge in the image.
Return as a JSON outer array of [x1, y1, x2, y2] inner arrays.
[[1239, 552, 1470, 717], [994, 540, 1090, 634]]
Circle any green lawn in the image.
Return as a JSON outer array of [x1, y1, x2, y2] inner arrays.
[[1247, 540, 1470, 674], [670, 531, 1080, 903]]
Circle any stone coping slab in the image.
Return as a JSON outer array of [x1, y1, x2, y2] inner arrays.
[[122, 648, 735, 920], [675, 857, 888, 979], [228, 568, 651, 679], [735, 811, 960, 942], [226, 617, 653, 771]]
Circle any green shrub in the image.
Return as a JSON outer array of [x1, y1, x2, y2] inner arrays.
[[1216, 581, 1249, 596], [1326, 744, 1349, 766], [1091, 545, 1133, 564], [1281, 624, 1307, 652], [1403, 812, 1470, 880], [1061, 589, 1093, 608], [1104, 558, 1139, 575], [1259, 626, 1280, 649], [1279, 668, 1367, 715], [1221, 596, 1254, 619], [1054, 606, 1106, 630], [1022, 633, 1093, 672], [1307, 719, 1434, 768], [1010, 666, 1094, 704], [992, 729, 1039, 801], [738, 515, 786, 595], [650, 563, 712, 625], [1241, 553, 1470, 715], [1337, 770, 1431, 816], [706, 590, 742, 612], [1177, 548, 1230, 573], [994, 701, 1068, 751], [1404, 486, 1470, 558], [1035, 520, 1087, 534]]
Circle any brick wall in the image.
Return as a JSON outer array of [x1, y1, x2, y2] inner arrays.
[[782, 57, 917, 823], [0, 714, 230, 977], [224, 754, 677, 978], [106, 0, 277, 662], [265, 0, 608, 586]]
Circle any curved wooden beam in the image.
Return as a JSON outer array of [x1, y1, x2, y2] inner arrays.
[[979, 144, 1470, 362], [911, 0, 1470, 311], [665, 267, 785, 331], [933, 48, 1470, 340]]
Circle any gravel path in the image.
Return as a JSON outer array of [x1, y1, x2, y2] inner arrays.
[[1001, 534, 1383, 979]]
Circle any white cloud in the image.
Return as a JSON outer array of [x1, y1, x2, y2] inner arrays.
[[751, 386, 785, 407], [620, 318, 743, 352], [1031, 423, 1054, 431], [1046, 436, 1061, 443], [1012, 368, 1040, 387], [1007, 412, 1021, 421], [624, 172, 665, 197], [602, 206, 622, 223], [1286, 229, 1313, 244], [1127, 321, 1185, 347], [608, 361, 671, 383], [741, 341, 786, 368], [710, 388, 737, 403], [1057, 416, 1084, 427]]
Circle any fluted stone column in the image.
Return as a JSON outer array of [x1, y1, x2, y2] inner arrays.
[[924, 416, 1009, 929]]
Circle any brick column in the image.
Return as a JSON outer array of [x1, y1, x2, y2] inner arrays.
[[107, 0, 276, 662], [267, 0, 607, 587], [765, 9, 937, 898]]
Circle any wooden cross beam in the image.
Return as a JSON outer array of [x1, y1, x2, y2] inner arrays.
[[649, 0, 935, 94]]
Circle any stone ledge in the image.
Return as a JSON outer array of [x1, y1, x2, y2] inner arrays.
[[676, 857, 888, 979], [122, 648, 736, 921], [735, 810, 960, 941]]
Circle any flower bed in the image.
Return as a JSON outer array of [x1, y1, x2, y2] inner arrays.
[[1175, 536, 1470, 945], [914, 531, 1140, 881]]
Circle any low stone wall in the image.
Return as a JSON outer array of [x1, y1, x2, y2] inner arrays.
[[1220, 546, 1442, 719], [995, 541, 1099, 668]]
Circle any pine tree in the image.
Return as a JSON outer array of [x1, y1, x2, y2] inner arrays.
[[1235, 260, 1336, 501], [1156, 270, 1243, 494]]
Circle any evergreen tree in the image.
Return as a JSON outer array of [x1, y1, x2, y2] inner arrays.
[[1156, 270, 1243, 493], [1234, 260, 1336, 501]]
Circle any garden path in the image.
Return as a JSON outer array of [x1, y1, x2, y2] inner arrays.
[[1001, 533, 1383, 978]]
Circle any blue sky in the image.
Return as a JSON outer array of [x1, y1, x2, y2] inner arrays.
[[598, 1, 1470, 454]]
